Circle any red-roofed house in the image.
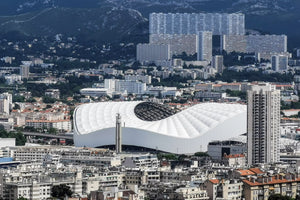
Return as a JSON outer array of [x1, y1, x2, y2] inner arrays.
[[243, 173, 300, 199], [223, 154, 246, 168]]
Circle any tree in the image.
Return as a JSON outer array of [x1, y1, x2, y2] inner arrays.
[[49, 128, 58, 134], [13, 103, 20, 110], [17, 197, 28, 200], [194, 152, 209, 157], [0, 129, 26, 146], [43, 96, 56, 104], [268, 194, 293, 200], [51, 184, 72, 199]]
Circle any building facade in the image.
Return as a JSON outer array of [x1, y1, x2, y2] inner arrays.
[[136, 43, 171, 63], [221, 34, 288, 59], [0, 93, 12, 115], [247, 83, 281, 165], [212, 55, 224, 74], [271, 54, 289, 71], [197, 32, 212, 62], [149, 34, 198, 55], [149, 13, 245, 35]]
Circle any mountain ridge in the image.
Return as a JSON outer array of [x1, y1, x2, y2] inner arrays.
[[0, 0, 299, 47]]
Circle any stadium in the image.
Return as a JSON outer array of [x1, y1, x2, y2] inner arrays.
[[73, 101, 247, 154]]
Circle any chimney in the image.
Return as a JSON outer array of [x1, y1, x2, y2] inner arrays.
[[268, 177, 272, 182]]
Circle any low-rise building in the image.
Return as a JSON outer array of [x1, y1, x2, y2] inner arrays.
[[175, 186, 209, 200], [223, 154, 246, 168], [243, 173, 300, 200], [26, 119, 72, 132], [204, 179, 243, 200]]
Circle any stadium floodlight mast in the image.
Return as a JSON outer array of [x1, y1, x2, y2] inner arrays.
[[115, 113, 122, 154]]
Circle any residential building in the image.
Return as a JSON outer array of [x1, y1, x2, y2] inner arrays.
[[149, 13, 245, 35], [212, 55, 224, 74], [125, 75, 152, 84], [194, 91, 226, 101], [4, 74, 22, 85], [150, 34, 198, 55], [45, 89, 60, 99], [223, 154, 246, 168], [80, 88, 112, 98], [25, 119, 72, 132], [204, 179, 243, 200], [175, 186, 209, 200], [136, 43, 171, 63], [122, 154, 159, 169], [197, 32, 213, 62], [89, 186, 144, 200], [221, 34, 288, 59], [0, 93, 12, 115], [243, 173, 300, 200], [247, 83, 281, 165], [207, 140, 246, 161], [104, 79, 147, 95], [271, 54, 289, 71], [0, 164, 83, 200], [20, 65, 30, 79]]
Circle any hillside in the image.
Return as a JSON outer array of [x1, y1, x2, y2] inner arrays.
[[0, 0, 299, 47], [0, 6, 148, 43]]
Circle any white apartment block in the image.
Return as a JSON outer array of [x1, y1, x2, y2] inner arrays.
[[197, 32, 213, 62], [149, 13, 245, 35], [0, 164, 83, 200], [125, 75, 152, 84], [150, 34, 198, 55], [212, 55, 224, 74], [221, 34, 288, 59], [272, 54, 289, 71], [122, 154, 159, 169], [137, 43, 171, 63], [175, 187, 209, 200], [80, 88, 112, 97], [10, 146, 118, 166], [204, 179, 243, 200], [247, 83, 281, 165], [0, 93, 12, 115], [20, 65, 30, 79], [105, 79, 147, 95], [4, 74, 22, 85], [26, 119, 72, 132], [0, 138, 15, 148], [146, 86, 182, 97], [84, 172, 124, 193]]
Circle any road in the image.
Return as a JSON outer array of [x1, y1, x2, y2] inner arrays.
[[23, 132, 73, 140]]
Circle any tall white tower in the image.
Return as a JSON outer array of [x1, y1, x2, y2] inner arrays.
[[20, 65, 30, 79], [247, 83, 280, 165], [197, 31, 212, 62], [115, 113, 122, 154]]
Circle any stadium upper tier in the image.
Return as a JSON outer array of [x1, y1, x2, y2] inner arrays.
[[73, 101, 247, 154]]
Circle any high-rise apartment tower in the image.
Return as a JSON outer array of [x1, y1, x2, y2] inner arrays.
[[247, 83, 280, 165], [197, 31, 213, 62]]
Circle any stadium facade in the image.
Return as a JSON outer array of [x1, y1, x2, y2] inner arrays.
[[73, 101, 247, 154]]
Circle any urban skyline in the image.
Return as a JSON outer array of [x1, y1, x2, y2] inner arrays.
[[0, 1, 299, 200]]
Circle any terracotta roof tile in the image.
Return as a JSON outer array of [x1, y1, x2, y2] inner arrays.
[[237, 169, 255, 176], [243, 176, 300, 186], [249, 168, 264, 175], [209, 179, 220, 184]]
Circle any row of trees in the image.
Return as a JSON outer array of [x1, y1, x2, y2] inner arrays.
[[0, 126, 26, 146], [6, 184, 73, 200]]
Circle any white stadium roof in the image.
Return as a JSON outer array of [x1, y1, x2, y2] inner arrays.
[[74, 101, 247, 154]]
